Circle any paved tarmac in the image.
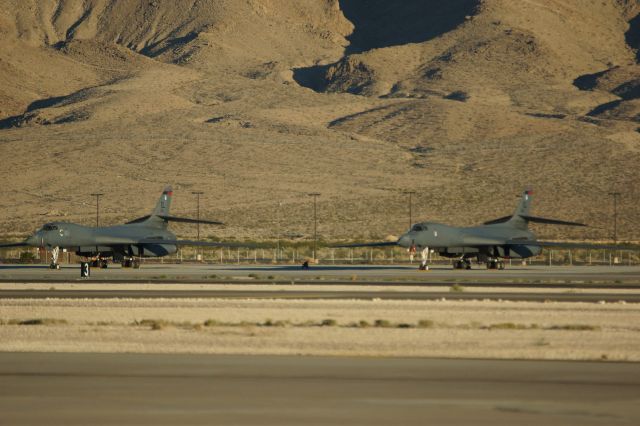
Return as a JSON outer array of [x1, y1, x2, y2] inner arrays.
[[1, 353, 638, 425], [1, 263, 640, 284], [1, 288, 638, 303]]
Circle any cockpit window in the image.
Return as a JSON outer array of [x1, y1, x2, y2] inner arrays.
[[411, 224, 426, 232], [43, 224, 58, 231]]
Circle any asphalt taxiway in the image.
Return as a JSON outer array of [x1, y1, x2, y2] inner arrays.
[[2, 264, 639, 302], [1, 353, 638, 425], [1, 263, 640, 284], [1, 288, 639, 303]]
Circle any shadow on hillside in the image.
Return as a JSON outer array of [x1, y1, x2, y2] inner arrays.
[[626, 13, 639, 62], [340, 0, 480, 54], [587, 100, 623, 117], [0, 94, 76, 129], [573, 69, 609, 91], [294, 0, 479, 93]]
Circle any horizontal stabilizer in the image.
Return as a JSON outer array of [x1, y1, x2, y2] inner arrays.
[[157, 215, 223, 225], [125, 215, 151, 224], [125, 215, 223, 225], [483, 214, 586, 227], [520, 215, 586, 227], [483, 215, 512, 225], [0, 242, 29, 248], [331, 241, 398, 248]]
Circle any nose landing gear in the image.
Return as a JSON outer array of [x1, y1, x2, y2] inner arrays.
[[49, 246, 60, 269], [418, 247, 430, 270]]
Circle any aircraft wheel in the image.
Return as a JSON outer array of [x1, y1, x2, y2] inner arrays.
[[132, 260, 140, 269], [49, 263, 60, 270], [100, 260, 108, 269], [498, 261, 505, 270]]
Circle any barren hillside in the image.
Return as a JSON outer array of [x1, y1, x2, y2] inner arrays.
[[0, 0, 638, 243]]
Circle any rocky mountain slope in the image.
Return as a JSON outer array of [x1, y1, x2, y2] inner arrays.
[[0, 0, 638, 242]]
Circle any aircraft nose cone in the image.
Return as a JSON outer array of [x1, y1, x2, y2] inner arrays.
[[397, 234, 412, 248], [25, 234, 39, 246]]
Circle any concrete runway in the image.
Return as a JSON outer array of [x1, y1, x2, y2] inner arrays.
[[1, 263, 640, 284], [1, 353, 638, 425], [2, 288, 639, 303]]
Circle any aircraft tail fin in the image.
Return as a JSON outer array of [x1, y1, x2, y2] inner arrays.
[[484, 188, 586, 229], [125, 186, 224, 228], [125, 186, 173, 228], [506, 188, 534, 229], [152, 186, 173, 217]]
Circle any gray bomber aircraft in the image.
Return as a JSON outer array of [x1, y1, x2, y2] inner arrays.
[[0, 186, 247, 269], [336, 188, 621, 270]]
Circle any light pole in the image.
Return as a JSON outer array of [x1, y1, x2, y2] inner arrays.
[[192, 191, 204, 241], [608, 192, 621, 243], [90, 193, 103, 227], [403, 191, 416, 229], [276, 201, 282, 261], [308, 193, 320, 260]]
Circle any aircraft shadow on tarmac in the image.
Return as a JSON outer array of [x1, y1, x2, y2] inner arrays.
[[0, 265, 52, 270], [212, 265, 459, 272]]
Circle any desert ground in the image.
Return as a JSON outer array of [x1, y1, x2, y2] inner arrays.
[[1, 294, 639, 360], [2, 264, 640, 360], [0, 0, 638, 243]]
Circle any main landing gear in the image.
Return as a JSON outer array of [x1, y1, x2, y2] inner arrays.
[[453, 258, 472, 270], [121, 258, 141, 269], [486, 258, 505, 270], [91, 258, 109, 269]]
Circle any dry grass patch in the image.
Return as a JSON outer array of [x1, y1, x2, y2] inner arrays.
[[3, 318, 69, 326]]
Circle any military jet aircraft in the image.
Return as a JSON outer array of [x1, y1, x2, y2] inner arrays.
[[335, 188, 622, 270], [0, 186, 248, 269]]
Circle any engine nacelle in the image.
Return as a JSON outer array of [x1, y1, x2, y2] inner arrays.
[[129, 244, 177, 258]]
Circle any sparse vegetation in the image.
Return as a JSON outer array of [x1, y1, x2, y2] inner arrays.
[[548, 324, 600, 331], [374, 319, 392, 328], [5, 318, 69, 326], [261, 319, 287, 327], [417, 319, 434, 328], [450, 284, 465, 292]]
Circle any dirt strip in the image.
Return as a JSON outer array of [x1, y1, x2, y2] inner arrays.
[[1, 297, 639, 361]]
